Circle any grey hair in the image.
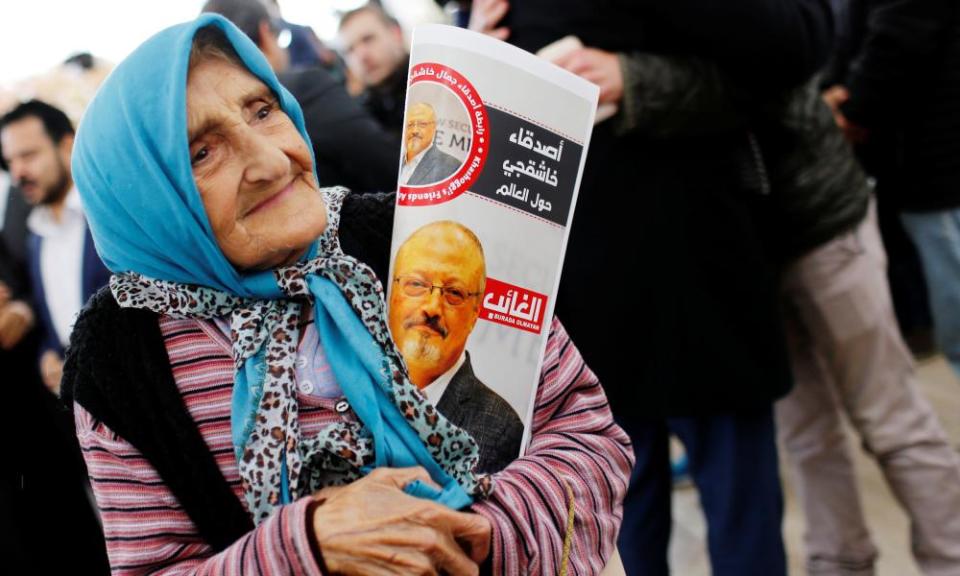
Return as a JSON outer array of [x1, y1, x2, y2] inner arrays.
[[189, 25, 246, 71]]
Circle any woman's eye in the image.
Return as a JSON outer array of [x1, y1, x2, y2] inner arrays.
[[191, 146, 209, 166], [256, 102, 275, 120]]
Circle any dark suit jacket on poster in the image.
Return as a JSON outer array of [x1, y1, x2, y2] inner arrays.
[[435, 353, 524, 474], [405, 145, 461, 186]]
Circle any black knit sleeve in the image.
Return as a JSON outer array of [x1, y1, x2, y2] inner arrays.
[[338, 190, 397, 283], [61, 287, 255, 551]]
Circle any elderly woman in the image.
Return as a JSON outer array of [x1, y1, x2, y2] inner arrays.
[[64, 14, 632, 575]]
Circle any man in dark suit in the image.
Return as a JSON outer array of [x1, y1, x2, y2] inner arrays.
[[400, 102, 463, 186], [337, 4, 410, 139], [388, 220, 523, 474], [0, 100, 111, 395]]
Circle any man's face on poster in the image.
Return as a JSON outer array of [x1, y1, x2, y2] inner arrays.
[[389, 222, 485, 387], [404, 103, 436, 162]]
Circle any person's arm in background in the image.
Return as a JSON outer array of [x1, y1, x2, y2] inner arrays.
[[586, 51, 747, 138], [0, 197, 37, 351], [471, 0, 831, 138], [0, 280, 34, 350], [473, 0, 833, 96], [835, 0, 954, 130]]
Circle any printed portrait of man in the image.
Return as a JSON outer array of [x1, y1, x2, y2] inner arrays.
[[399, 102, 462, 186], [388, 220, 523, 473]]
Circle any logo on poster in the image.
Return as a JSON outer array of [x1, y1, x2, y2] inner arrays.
[[479, 277, 548, 334], [398, 62, 489, 206]]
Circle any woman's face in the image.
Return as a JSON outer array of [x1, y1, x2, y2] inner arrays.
[[186, 56, 326, 271]]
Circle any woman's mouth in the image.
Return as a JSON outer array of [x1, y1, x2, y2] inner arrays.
[[245, 180, 295, 217]]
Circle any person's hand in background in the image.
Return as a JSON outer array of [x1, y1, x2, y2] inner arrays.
[[823, 85, 869, 144], [555, 47, 624, 106], [469, 0, 510, 41], [0, 299, 34, 350]]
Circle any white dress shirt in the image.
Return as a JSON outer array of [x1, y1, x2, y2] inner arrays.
[[399, 143, 433, 185], [27, 187, 86, 348]]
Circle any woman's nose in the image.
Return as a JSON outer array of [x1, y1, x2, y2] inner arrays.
[[240, 129, 290, 183]]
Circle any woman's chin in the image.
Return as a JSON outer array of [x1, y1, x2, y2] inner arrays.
[[229, 199, 328, 270]]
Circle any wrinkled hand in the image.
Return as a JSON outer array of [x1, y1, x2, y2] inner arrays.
[[822, 85, 868, 144], [0, 300, 34, 349], [311, 467, 491, 576], [554, 47, 624, 105], [41, 350, 64, 396], [469, 0, 510, 40]]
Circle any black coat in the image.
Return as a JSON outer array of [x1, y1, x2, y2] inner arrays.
[[829, 0, 960, 212], [279, 67, 399, 192], [502, 0, 835, 415], [617, 54, 871, 261]]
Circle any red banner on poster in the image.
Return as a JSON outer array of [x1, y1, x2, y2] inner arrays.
[[479, 277, 548, 335]]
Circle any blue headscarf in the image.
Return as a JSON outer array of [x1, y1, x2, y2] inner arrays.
[[72, 14, 480, 522]]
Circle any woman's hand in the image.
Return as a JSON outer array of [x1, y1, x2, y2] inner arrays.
[[310, 467, 491, 575]]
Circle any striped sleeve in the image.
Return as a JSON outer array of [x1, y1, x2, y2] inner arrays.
[[74, 404, 324, 576], [471, 317, 635, 575]]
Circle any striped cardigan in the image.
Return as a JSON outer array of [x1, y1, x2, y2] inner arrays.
[[75, 314, 633, 575]]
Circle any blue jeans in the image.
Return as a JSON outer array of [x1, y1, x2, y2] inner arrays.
[[616, 410, 786, 576], [901, 208, 960, 378]]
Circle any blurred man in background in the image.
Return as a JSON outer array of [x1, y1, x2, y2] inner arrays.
[[338, 4, 410, 138], [0, 100, 109, 396]]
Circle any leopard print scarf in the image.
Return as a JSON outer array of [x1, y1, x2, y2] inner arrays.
[[111, 187, 485, 524]]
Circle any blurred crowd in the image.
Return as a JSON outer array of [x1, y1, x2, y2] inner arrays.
[[3, 0, 960, 575]]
